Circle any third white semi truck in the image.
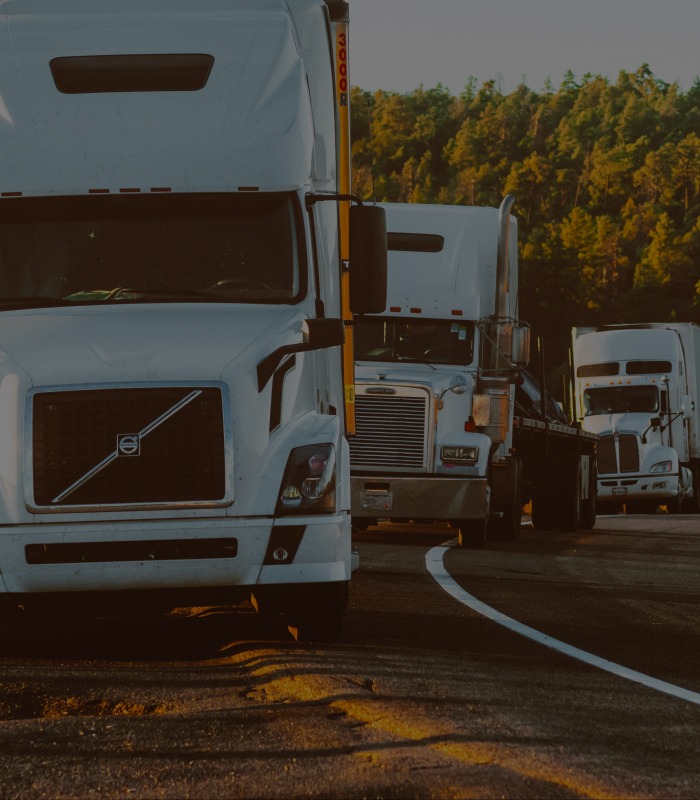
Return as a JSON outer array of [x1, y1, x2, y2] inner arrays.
[[350, 198, 598, 546], [573, 323, 700, 514]]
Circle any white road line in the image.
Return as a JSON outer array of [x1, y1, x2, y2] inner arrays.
[[425, 543, 700, 706]]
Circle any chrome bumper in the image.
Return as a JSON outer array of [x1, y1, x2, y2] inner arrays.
[[351, 475, 488, 521]]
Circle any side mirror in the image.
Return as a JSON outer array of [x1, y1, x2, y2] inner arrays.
[[303, 317, 345, 347], [349, 204, 387, 314], [511, 323, 530, 366], [681, 394, 694, 420], [641, 416, 662, 443], [257, 318, 345, 391]]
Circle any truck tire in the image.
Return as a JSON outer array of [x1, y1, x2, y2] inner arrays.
[[555, 458, 582, 532], [681, 465, 700, 513], [666, 495, 683, 515], [535, 457, 580, 532], [579, 463, 597, 529], [287, 582, 349, 643], [456, 519, 487, 549], [531, 490, 556, 530], [490, 479, 523, 541], [252, 582, 348, 643], [625, 500, 657, 514]]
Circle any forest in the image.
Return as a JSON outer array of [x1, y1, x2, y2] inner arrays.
[[349, 66, 700, 382]]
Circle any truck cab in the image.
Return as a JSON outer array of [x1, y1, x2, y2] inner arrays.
[[349, 202, 519, 547], [573, 325, 697, 513], [0, 0, 386, 640]]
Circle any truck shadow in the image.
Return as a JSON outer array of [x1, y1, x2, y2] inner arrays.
[[0, 604, 292, 662]]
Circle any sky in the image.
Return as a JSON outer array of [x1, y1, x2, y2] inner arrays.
[[348, 0, 700, 95]]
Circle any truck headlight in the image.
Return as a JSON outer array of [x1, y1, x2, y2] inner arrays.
[[441, 445, 478, 464], [649, 460, 673, 473], [277, 444, 336, 515]]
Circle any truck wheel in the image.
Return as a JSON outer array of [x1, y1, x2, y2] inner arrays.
[[681, 466, 700, 513], [457, 520, 487, 549], [579, 495, 596, 528], [287, 582, 348, 643], [625, 500, 655, 514], [531, 492, 555, 530], [556, 459, 582, 532], [489, 459, 522, 541], [489, 507, 521, 541], [579, 464, 597, 529], [665, 495, 683, 515]]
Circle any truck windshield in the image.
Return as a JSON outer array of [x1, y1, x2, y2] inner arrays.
[[583, 385, 658, 416], [354, 318, 474, 365], [0, 192, 302, 306]]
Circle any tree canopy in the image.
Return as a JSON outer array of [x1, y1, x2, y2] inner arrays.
[[350, 67, 700, 375]]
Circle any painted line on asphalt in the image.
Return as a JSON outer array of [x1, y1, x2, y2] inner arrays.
[[425, 543, 700, 707]]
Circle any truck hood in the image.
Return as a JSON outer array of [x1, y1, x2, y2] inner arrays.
[[0, 304, 296, 387], [354, 361, 474, 395], [582, 412, 652, 437]]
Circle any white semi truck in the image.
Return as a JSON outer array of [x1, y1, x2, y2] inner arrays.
[[0, 0, 387, 641], [350, 199, 598, 546], [572, 323, 700, 514]]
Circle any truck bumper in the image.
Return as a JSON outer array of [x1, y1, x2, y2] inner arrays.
[[598, 474, 680, 504], [0, 515, 351, 596], [351, 475, 488, 521]]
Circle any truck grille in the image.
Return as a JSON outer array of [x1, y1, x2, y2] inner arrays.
[[597, 434, 640, 474], [350, 391, 429, 470], [31, 386, 228, 509]]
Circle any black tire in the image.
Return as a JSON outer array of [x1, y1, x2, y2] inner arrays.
[[456, 519, 487, 549], [681, 465, 700, 513], [578, 461, 597, 529], [625, 500, 656, 514], [287, 582, 349, 643], [665, 495, 683, 515], [553, 458, 582, 532], [531, 489, 556, 530], [490, 472, 523, 541]]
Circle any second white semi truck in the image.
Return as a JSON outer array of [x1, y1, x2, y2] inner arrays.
[[350, 198, 598, 546], [572, 323, 700, 514]]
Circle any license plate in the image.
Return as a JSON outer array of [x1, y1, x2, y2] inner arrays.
[[612, 487, 628, 496], [362, 490, 392, 512]]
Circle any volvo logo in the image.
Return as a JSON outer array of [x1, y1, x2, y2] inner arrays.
[[366, 386, 396, 395], [117, 433, 141, 457]]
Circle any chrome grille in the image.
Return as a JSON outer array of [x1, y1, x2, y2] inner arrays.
[[350, 392, 429, 470], [597, 433, 639, 475], [31, 386, 227, 509]]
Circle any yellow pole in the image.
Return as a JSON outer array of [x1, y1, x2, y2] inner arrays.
[[333, 9, 355, 435]]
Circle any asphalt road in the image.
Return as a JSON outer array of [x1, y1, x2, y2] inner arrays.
[[0, 514, 698, 799]]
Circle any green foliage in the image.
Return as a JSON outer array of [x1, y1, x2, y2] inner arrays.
[[351, 68, 700, 370]]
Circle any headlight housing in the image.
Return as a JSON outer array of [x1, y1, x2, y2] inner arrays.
[[649, 459, 673, 474], [441, 445, 479, 465], [276, 443, 336, 515]]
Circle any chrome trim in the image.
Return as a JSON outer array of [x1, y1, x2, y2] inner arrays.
[[350, 383, 433, 472], [25, 381, 234, 514]]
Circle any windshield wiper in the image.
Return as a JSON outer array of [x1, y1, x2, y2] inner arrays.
[[67, 288, 231, 303]]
